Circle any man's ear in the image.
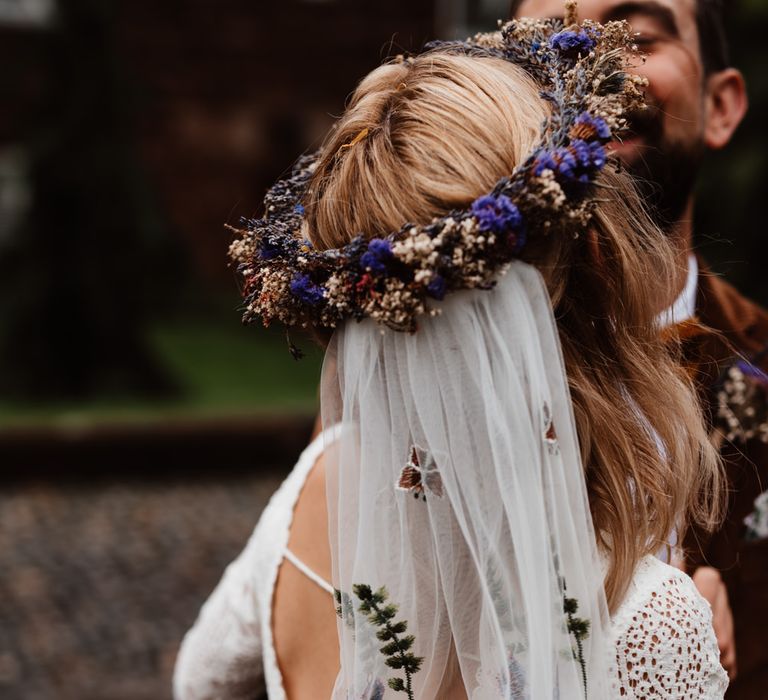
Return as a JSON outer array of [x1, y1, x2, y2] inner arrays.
[[703, 68, 748, 150]]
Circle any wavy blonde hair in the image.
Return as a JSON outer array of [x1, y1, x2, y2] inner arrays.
[[303, 52, 722, 610]]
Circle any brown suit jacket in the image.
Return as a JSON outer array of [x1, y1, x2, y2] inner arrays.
[[683, 262, 768, 699]]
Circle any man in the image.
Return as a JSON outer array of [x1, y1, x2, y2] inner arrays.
[[511, 1, 768, 696]]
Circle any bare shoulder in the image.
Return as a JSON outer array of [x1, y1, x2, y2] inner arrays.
[[272, 447, 339, 700], [287, 450, 330, 572]]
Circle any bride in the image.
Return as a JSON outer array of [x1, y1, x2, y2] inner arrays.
[[174, 9, 726, 699]]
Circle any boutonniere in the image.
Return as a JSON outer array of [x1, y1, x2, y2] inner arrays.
[[714, 359, 768, 445], [744, 490, 768, 542]]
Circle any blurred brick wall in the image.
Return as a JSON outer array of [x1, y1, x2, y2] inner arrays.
[[115, 0, 436, 283], [0, 6, 436, 698]]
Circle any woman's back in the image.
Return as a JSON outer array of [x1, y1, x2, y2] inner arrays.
[[272, 450, 338, 699], [174, 434, 727, 699]]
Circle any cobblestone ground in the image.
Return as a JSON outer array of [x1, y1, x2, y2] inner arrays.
[[0, 471, 286, 700]]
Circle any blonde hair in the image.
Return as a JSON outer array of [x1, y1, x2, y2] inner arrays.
[[304, 52, 722, 610]]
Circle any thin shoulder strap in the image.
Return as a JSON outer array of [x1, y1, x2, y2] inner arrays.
[[283, 548, 335, 596]]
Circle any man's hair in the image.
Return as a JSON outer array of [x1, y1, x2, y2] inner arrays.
[[696, 0, 730, 74], [508, 0, 731, 75]]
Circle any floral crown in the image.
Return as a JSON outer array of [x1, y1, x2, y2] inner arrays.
[[228, 2, 646, 338]]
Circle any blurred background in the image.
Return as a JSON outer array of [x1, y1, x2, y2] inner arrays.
[[0, 1, 765, 698]]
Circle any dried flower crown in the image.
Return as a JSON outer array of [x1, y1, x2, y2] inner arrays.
[[228, 2, 646, 336]]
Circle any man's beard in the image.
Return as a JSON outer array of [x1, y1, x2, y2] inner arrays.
[[621, 107, 705, 232]]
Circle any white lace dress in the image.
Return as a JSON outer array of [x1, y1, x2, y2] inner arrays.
[[173, 429, 728, 699]]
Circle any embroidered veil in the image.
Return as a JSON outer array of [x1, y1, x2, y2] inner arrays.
[[321, 261, 611, 698]]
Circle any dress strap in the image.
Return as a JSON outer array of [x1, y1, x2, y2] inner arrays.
[[283, 548, 335, 596]]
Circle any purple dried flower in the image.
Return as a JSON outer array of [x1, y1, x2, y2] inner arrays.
[[294, 203, 305, 215], [259, 239, 282, 260], [427, 275, 447, 300], [360, 238, 393, 274], [535, 148, 575, 179], [290, 273, 325, 305], [571, 139, 607, 170], [534, 139, 606, 192], [574, 112, 612, 141], [368, 238, 392, 256], [471, 194, 524, 235], [550, 30, 596, 56]]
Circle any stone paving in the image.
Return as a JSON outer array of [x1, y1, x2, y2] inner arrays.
[[0, 470, 286, 700]]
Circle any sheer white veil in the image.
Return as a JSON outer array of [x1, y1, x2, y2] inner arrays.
[[321, 261, 611, 699]]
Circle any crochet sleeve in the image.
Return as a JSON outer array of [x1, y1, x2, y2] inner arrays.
[[612, 558, 728, 698], [173, 537, 266, 700]]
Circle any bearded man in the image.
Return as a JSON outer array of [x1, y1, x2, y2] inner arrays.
[[512, 1, 767, 696]]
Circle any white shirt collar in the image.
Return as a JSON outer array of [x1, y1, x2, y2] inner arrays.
[[657, 255, 698, 328]]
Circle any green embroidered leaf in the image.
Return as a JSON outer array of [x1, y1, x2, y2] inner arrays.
[[380, 636, 414, 657], [563, 596, 578, 615], [353, 583, 423, 699], [371, 606, 397, 626], [570, 619, 590, 638], [354, 584, 373, 599], [380, 641, 399, 657], [563, 592, 590, 697]]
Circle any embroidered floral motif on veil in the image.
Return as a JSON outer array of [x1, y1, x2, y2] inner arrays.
[[396, 446, 444, 500], [542, 403, 560, 455]]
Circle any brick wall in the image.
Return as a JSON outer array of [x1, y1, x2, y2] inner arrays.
[[115, 0, 436, 282]]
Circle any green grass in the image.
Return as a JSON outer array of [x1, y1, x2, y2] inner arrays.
[[0, 321, 323, 428]]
